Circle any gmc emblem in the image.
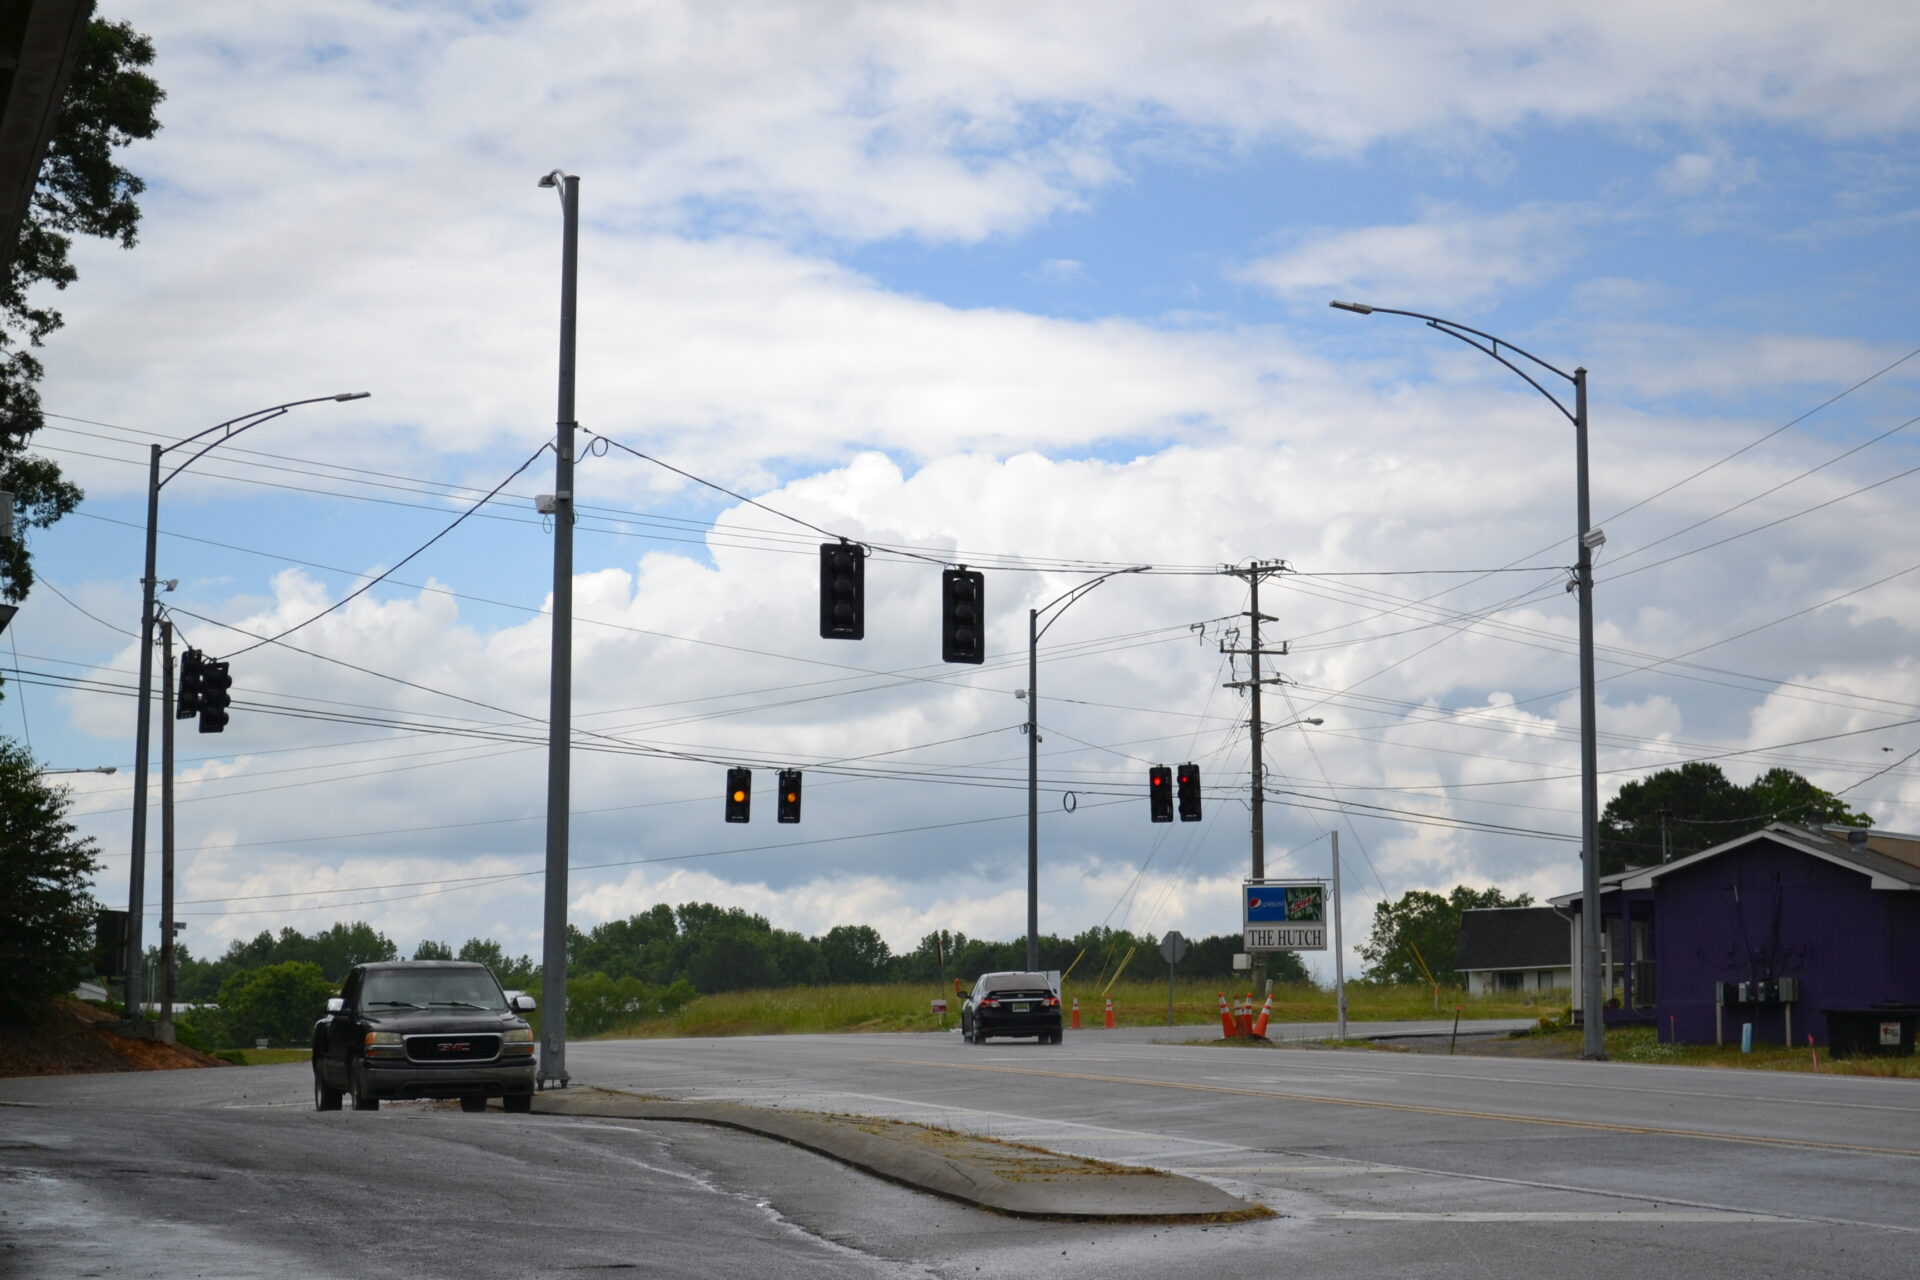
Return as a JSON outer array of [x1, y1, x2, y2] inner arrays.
[[438, 1041, 470, 1052]]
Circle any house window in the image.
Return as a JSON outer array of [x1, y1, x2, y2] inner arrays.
[[1496, 971, 1525, 992], [1630, 917, 1656, 1009], [1536, 970, 1555, 990]]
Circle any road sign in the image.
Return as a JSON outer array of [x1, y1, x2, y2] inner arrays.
[[1159, 931, 1188, 965], [1243, 880, 1329, 951]]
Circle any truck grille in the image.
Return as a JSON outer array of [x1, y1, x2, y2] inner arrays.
[[404, 1034, 502, 1063]]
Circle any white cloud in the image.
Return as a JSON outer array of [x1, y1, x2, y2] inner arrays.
[[1237, 205, 1585, 311]]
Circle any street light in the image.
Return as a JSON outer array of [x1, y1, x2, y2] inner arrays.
[[1021, 566, 1148, 971], [36, 766, 118, 776], [1330, 298, 1604, 1060], [122, 392, 370, 1022]]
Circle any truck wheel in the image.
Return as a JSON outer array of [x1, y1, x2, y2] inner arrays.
[[460, 1096, 488, 1113], [350, 1066, 380, 1111], [503, 1093, 533, 1114], [313, 1068, 343, 1111]]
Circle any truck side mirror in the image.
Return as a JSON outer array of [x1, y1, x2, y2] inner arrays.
[[326, 997, 345, 1014], [512, 994, 537, 1012]]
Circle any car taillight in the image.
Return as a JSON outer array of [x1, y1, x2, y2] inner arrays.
[[1044, 996, 1060, 1007], [979, 997, 1000, 1008]]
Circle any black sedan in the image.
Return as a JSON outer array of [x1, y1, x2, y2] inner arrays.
[[960, 971, 1063, 1044], [312, 960, 538, 1112]]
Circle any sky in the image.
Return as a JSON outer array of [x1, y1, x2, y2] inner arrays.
[[14, 0, 1920, 984]]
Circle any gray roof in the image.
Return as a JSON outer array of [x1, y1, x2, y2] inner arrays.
[[1456, 907, 1572, 973]]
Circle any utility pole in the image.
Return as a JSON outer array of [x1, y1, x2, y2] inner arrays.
[[537, 168, 579, 1089], [160, 617, 176, 1041], [1221, 560, 1290, 996]]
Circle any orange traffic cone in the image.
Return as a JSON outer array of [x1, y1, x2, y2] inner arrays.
[[1252, 990, 1275, 1038], [1234, 994, 1253, 1038], [1103, 996, 1115, 1029], [1218, 991, 1237, 1038], [1070, 997, 1081, 1030]]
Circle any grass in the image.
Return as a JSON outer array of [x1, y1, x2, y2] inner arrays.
[[218, 1047, 309, 1066], [593, 980, 1556, 1040], [1589, 1025, 1920, 1078]]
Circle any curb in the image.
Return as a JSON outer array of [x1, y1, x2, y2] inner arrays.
[[528, 1086, 1267, 1222]]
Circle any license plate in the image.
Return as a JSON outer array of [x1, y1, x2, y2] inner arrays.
[[1012, 1002, 1030, 1013]]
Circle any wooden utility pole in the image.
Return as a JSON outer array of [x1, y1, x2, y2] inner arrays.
[[1221, 560, 1291, 995]]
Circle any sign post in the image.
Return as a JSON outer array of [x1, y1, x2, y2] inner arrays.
[[1160, 931, 1188, 1027]]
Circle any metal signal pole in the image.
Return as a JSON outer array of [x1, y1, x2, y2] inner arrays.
[[537, 168, 579, 1089]]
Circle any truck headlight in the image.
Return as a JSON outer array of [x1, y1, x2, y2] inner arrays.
[[364, 1031, 405, 1059], [503, 1027, 535, 1056]]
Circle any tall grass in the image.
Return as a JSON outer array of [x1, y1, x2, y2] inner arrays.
[[597, 980, 1556, 1040]]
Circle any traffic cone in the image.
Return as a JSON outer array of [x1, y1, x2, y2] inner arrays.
[[1252, 989, 1275, 1038], [1218, 991, 1237, 1038], [1234, 994, 1253, 1038], [1103, 996, 1115, 1029], [1070, 997, 1081, 1030]]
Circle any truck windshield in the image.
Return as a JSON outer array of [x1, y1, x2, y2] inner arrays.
[[360, 970, 506, 1011]]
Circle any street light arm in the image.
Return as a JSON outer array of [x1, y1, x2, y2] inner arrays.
[[159, 393, 371, 488], [1328, 300, 1577, 426], [1033, 565, 1149, 643]]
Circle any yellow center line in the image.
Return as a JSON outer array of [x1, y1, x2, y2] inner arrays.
[[876, 1058, 1920, 1158]]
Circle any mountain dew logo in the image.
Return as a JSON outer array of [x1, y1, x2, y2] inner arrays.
[[1284, 886, 1324, 922]]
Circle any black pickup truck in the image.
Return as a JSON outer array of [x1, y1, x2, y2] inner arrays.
[[311, 960, 538, 1112]]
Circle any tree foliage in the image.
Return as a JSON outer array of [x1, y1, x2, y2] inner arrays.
[[1598, 764, 1869, 874], [2, 17, 163, 599], [0, 738, 102, 1018], [213, 961, 334, 1048], [1357, 885, 1533, 986]]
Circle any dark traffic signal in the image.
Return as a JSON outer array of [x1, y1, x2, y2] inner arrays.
[[941, 567, 985, 664], [777, 769, 802, 823], [1177, 763, 1202, 821], [819, 541, 865, 640], [725, 767, 751, 823], [1149, 765, 1172, 822], [198, 658, 233, 733], [176, 649, 205, 719]]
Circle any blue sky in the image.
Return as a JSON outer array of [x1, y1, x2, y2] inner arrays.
[[13, 1, 1920, 980]]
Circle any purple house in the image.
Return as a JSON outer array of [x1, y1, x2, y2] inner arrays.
[[1550, 823, 1920, 1046]]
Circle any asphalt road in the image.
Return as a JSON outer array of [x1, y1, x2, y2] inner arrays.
[[4, 1025, 1917, 1278]]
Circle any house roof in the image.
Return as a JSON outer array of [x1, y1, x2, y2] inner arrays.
[[1456, 907, 1572, 973], [1549, 824, 1920, 906]]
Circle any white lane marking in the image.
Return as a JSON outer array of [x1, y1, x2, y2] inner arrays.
[[1322, 1211, 1787, 1223], [1114, 1048, 1920, 1116]]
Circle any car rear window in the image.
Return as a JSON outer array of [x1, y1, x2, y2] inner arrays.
[[982, 973, 1052, 992]]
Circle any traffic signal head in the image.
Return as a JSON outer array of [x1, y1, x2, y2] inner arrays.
[[198, 659, 232, 733], [175, 649, 205, 719], [725, 767, 752, 823], [819, 542, 865, 640], [941, 568, 985, 664], [1149, 765, 1173, 822], [777, 769, 802, 823], [1177, 762, 1202, 821]]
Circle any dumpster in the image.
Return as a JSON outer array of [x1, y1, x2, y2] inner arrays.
[[1823, 1006, 1920, 1059]]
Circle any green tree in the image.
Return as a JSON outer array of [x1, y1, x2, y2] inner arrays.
[[3, 17, 163, 599], [1599, 764, 1870, 874], [215, 960, 333, 1048], [412, 939, 453, 960], [0, 738, 102, 1019], [1357, 885, 1533, 987], [816, 924, 891, 983], [456, 937, 536, 988]]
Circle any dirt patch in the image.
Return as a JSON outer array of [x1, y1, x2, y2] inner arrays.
[[0, 999, 229, 1078]]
